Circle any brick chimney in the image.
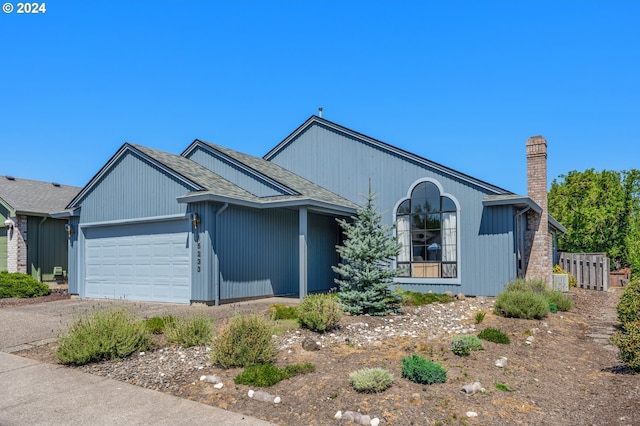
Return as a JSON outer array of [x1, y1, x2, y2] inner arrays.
[[525, 136, 551, 285]]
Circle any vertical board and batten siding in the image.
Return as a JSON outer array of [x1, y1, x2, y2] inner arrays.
[[76, 151, 191, 224], [307, 213, 341, 293], [0, 227, 6, 272], [268, 123, 517, 296], [216, 205, 298, 300], [67, 216, 80, 295], [189, 202, 217, 303], [186, 147, 286, 198], [26, 217, 68, 281]]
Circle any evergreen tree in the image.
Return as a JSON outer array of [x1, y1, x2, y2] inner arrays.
[[333, 187, 403, 316]]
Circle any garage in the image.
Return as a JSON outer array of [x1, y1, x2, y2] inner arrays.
[[83, 219, 191, 304]]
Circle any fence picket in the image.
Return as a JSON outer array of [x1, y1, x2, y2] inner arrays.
[[558, 252, 609, 291]]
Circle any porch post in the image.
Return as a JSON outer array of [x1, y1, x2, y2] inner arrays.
[[299, 207, 308, 301]]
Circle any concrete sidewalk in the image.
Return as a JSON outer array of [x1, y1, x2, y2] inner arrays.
[[0, 352, 276, 426]]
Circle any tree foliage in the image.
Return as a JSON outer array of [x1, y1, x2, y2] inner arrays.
[[333, 187, 403, 316], [549, 169, 640, 271]]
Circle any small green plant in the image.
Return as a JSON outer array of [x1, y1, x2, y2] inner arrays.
[[144, 315, 177, 334], [211, 313, 277, 368], [548, 302, 558, 313], [495, 382, 511, 392], [474, 310, 486, 324], [610, 321, 640, 372], [269, 304, 298, 320], [545, 290, 573, 312], [401, 290, 455, 306], [452, 335, 483, 351], [451, 340, 470, 356], [297, 293, 342, 332], [56, 307, 152, 365], [494, 288, 550, 320], [478, 327, 510, 344], [165, 314, 213, 347], [349, 368, 394, 393], [401, 354, 447, 384], [0, 271, 50, 298], [234, 362, 315, 387]]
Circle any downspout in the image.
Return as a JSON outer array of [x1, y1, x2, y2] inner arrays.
[[37, 217, 47, 281], [214, 203, 229, 306], [515, 206, 531, 277]]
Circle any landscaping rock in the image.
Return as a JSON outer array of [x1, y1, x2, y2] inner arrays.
[[248, 389, 281, 404], [495, 357, 508, 368], [456, 293, 466, 300], [461, 382, 483, 395], [302, 337, 321, 351]]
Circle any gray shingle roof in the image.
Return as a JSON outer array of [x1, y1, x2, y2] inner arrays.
[[0, 175, 81, 216], [130, 144, 259, 202], [194, 140, 358, 209]]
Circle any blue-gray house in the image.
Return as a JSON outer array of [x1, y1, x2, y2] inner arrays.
[[57, 115, 563, 304]]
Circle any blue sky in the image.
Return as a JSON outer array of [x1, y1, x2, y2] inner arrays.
[[1, 1, 638, 196]]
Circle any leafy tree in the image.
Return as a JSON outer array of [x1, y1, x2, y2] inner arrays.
[[549, 168, 640, 271], [333, 187, 403, 316]]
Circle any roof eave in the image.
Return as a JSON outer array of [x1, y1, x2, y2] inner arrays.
[[177, 192, 356, 215], [482, 196, 543, 214]]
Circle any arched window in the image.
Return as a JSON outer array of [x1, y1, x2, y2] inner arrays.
[[396, 181, 458, 278]]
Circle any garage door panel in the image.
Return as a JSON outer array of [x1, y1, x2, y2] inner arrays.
[[84, 220, 191, 304]]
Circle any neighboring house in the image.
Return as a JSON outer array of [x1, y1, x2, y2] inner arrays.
[[0, 176, 81, 281], [57, 115, 564, 305]]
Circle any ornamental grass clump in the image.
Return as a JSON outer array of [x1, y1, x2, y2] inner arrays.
[[211, 313, 277, 368], [349, 368, 393, 393], [165, 314, 213, 347], [401, 354, 447, 385], [145, 315, 177, 334], [297, 293, 342, 332], [56, 307, 152, 365], [478, 327, 510, 344]]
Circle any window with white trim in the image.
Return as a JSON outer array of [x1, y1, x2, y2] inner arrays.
[[396, 181, 458, 278]]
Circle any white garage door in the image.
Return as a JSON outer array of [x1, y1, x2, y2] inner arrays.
[[84, 220, 191, 304]]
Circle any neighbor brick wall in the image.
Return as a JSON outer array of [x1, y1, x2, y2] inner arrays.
[[6, 215, 27, 274], [525, 136, 552, 285]]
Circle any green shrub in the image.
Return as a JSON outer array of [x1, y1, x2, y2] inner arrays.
[[617, 278, 640, 326], [499, 278, 573, 316], [401, 354, 447, 384], [451, 340, 470, 356], [478, 327, 510, 344], [610, 321, 640, 372], [165, 314, 213, 347], [56, 307, 152, 365], [494, 289, 550, 319], [211, 314, 277, 368], [234, 362, 315, 387], [401, 290, 455, 306], [0, 271, 50, 298], [474, 310, 486, 324], [145, 315, 177, 334], [545, 290, 573, 312], [548, 302, 558, 313], [349, 368, 393, 393], [297, 293, 342, 332], [452, 334, 483, 356], [269, 304, 298, 320]]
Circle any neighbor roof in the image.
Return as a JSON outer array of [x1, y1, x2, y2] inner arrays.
[[0, 175, 81, 217]]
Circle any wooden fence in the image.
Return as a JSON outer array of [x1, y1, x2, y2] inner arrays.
[[558, 252, 609, 291]]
